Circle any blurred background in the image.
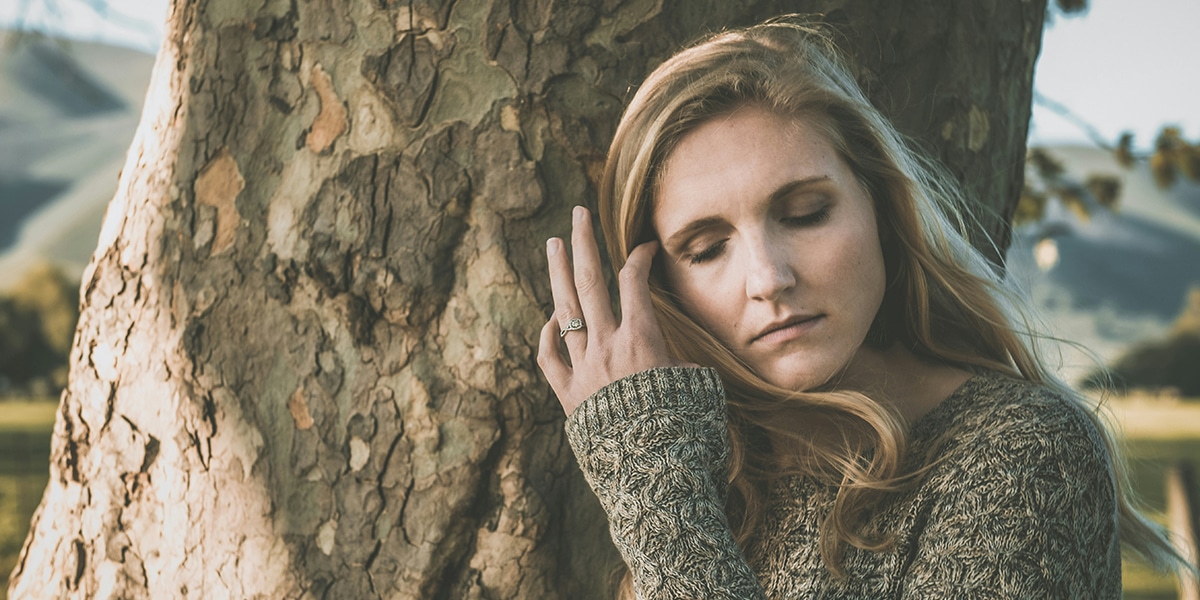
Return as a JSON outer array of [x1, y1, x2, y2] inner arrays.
[[0, 0, 1197, 598]]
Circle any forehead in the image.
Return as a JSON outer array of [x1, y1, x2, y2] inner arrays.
[[652, 107, 852, 230]]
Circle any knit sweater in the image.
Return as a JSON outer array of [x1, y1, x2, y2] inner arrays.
[[565, 367, 1122, 599]]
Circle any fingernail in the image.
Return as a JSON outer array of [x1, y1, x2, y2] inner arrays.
[[546, 238, 559, 255], [573, 205, 586, 223]]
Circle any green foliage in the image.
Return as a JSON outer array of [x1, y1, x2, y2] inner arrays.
[[1015, 147, 1121, 226], [1149, 127, 1200, 189], [1053, 0, 1088, 14], [1083, 288, 1200, 395], [0, 263, 79, 396], [1083, 174, 1120, 211], [1017, 125, 1200, 229], [10, 263, 78, 357]]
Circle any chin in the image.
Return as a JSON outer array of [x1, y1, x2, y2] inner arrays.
[[760, 360, 843, 393]]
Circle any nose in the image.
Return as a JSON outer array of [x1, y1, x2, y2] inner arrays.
[[742, 235, 796, 301]]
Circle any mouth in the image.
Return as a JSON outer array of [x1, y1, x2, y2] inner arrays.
[[750, 314, 824, 345]]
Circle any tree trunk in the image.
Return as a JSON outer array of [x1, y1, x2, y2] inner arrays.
[[9, 0, 1044, 598]]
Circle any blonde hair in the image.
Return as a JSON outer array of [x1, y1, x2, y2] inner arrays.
[[598, 17, 1182, 592]]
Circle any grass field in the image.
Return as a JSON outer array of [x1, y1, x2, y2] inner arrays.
[[1121, 437, 1199, 600], [0, 400, 54, 600], [0, 397, 1195, 597], [1105, 394, 1200, 599]]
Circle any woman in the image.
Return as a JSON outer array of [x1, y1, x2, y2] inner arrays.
[[536, 19, 1182, 599]]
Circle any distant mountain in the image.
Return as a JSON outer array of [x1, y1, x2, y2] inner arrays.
[[3, 36, 127, 118], [1005, 145, 1200, 383], [0, 30, 154, 288]]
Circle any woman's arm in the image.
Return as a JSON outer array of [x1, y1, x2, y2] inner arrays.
[[565, 367, 767, 599], [537, 207, 764, 597]]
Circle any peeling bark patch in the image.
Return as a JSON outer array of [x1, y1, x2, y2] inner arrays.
[[302, 146, 471, 332], [500, 105, 520, 132], [288, 386, 315, 430], [362, 36, 442, 127], [349, 436, 370, 471], [90, 340, 120, 382], [253, 4, 298, 42], [318, 518, 338, 555], [193, 148, 245, 254], [396, 6, 439, 33], [968, 104, 990, 152], [307, 64, 348, 153], [473, 127, 543, 218]]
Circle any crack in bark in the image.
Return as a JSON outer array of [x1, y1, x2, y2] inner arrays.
[[363, 541, 383, 590], [70, 538, 86, 589], [410, 68, 438, 130], [59, 398, 88, 484], [186, 427, 211, 471], [201, 392, 218, 437], [397, 477, 416, 546], [443, 0, 462, 28], [140, 435, 161, 473]]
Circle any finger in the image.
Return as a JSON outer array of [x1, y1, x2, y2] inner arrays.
[[547, 236, 588, 357], [618, 241, 660, 327], [570, 206, 616, 333], [536, 318, 571, 391]]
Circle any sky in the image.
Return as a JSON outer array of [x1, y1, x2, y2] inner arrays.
[[1031, 0, 1200, 150], [0, 0, 167, 53], [0, 0, 1197, 151]]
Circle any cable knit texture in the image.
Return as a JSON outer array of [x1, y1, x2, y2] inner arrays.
[[565, 367, 1122, 599]]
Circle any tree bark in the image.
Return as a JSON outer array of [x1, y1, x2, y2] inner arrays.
[[9, 0, 1044, 598]]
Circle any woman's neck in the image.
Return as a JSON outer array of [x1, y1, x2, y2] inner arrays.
[[835, 343, 973, 426]]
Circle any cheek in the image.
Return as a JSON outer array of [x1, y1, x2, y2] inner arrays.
[[664, 269, 741, 339], [832, 226, 887, 311], [856, 241, 888, 312]]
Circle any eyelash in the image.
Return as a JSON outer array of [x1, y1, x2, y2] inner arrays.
[[688, 240, 726, 264], [685, 207, 832, 265], [782, 206, 831, 228]]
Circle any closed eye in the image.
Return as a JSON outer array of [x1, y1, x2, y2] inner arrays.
[[782, 206, 831, 228], [686, 239, 728, 265]]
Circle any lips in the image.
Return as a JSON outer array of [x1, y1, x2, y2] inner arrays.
[[750, 314, 824, 344]]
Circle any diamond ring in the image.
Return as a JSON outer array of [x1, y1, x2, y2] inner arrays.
[[559, 317, 585, 338]]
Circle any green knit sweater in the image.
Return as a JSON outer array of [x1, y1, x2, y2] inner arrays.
[[565, 367, 1121, 599]]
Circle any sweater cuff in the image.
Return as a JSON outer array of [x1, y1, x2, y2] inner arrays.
[[565, 366, 725, 447]]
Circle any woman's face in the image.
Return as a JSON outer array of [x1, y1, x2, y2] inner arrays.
[[652, 107, 887, 391]]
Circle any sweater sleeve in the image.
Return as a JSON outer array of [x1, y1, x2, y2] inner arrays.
[[565, 367, 767, 600], [899, 388, 1122, 599]]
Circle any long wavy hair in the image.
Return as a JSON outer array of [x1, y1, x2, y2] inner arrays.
[[597, 17, 1182, 596]]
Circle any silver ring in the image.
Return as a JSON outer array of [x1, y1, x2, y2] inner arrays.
[[560, 317, 585, 338]]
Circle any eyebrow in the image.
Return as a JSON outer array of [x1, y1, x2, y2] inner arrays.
[[661, 175, 832, 251]]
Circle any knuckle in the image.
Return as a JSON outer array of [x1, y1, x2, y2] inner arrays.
[[575, 270, 601, 293], [619, 264, 644, 287], [555, 306, 578, 322]]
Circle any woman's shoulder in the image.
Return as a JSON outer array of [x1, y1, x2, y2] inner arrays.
[[909, 369, 1112, 471], [897, 370, 1123, 598]]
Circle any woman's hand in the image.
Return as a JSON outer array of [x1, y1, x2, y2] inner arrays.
[[537, 206, 693, 415]]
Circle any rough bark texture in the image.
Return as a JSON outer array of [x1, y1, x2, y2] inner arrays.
[[10, 0, 1045, 598]]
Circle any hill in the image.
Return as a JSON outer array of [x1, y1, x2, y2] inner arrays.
[[0, 30, 155, 290]]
